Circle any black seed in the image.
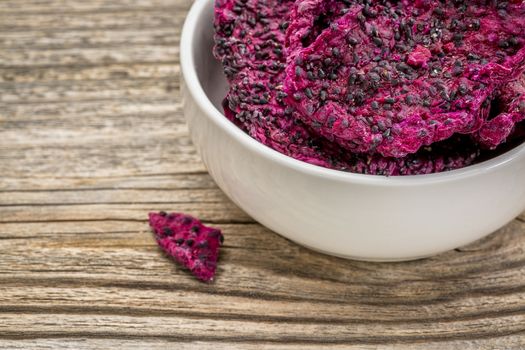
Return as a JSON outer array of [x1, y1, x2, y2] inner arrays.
[[347, 37, 359, 45], [320, 90, 327, 101], [186, 239, 194, 247], [497, 1, 508, 9], [394, 30, 401, 41], [433, 7, 444, 16], [373, 37, 383, 47], [458, 83, 468, 95], [329, 73, 338, 80], [306, 104, 315, 115], [305, 88, 313, 99], [326, 116, 336, 128], [353, 52, 360, 64], [396, 62, 411, 73], [191, 226, 200, 233], [471, 19, 480, 30], [405, 26, 413, 40], [371, 101, 379, 110], [369, 72, 381, 82], [332, 47, 340, 57], [385, 97, 396, 104], [175, 238, 184, 245], [307, 71, 315, 80], [295, 66, 302, 77], [467, 53, 480, 61], [163, 227, 173, 236], [354, 91, 365, 106], [383, 103, 393, 110], [293, 93, 302, 101], [453, 33, 463, 42], [499, 40, 509, 49], [363, 5, 377, 18], [159, 211, 167, 217], [509, 37, 519, 46]]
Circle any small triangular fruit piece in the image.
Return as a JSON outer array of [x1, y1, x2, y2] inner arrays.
[[149, 212, 224, 282]]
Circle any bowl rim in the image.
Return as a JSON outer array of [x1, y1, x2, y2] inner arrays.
[[180, 0, 525, 186]]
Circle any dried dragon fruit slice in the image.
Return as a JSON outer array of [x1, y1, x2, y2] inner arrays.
[[284, 0, 525, 157], [149, 212, 224, 282]]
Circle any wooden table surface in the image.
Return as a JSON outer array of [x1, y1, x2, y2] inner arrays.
[[1, 0, 525, 348]]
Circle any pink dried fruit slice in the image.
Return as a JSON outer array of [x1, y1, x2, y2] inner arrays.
[[149, 212, 224, 282], [284, 0, 525, 157]]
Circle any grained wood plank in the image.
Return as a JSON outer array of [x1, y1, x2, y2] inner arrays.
[[2, 269, 525, 323], [0, 188, 229, 205], [0, 9, 188, 32], [0, 0, 188, 14], [0, 46, 180, 67], [3, 99, 180, 120], [1, 312, 524, 344], [0, 203, 252, 224], [0, 28, 180, 50], [0, 63, 180, 83], [2, 338, 525, 350], [0, 111, 186, 146], [0, 142, 205, 177], [0, 77, 178, 104], [0, 173, 216, 191]]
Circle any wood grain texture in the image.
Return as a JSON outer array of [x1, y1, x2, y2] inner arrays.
[[1, 0, 525, 348]]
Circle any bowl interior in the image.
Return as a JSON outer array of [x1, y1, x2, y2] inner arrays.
[[191, 3, 229, 114]]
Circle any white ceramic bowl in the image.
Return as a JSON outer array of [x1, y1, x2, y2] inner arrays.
[[180, 0, 525, 261]]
